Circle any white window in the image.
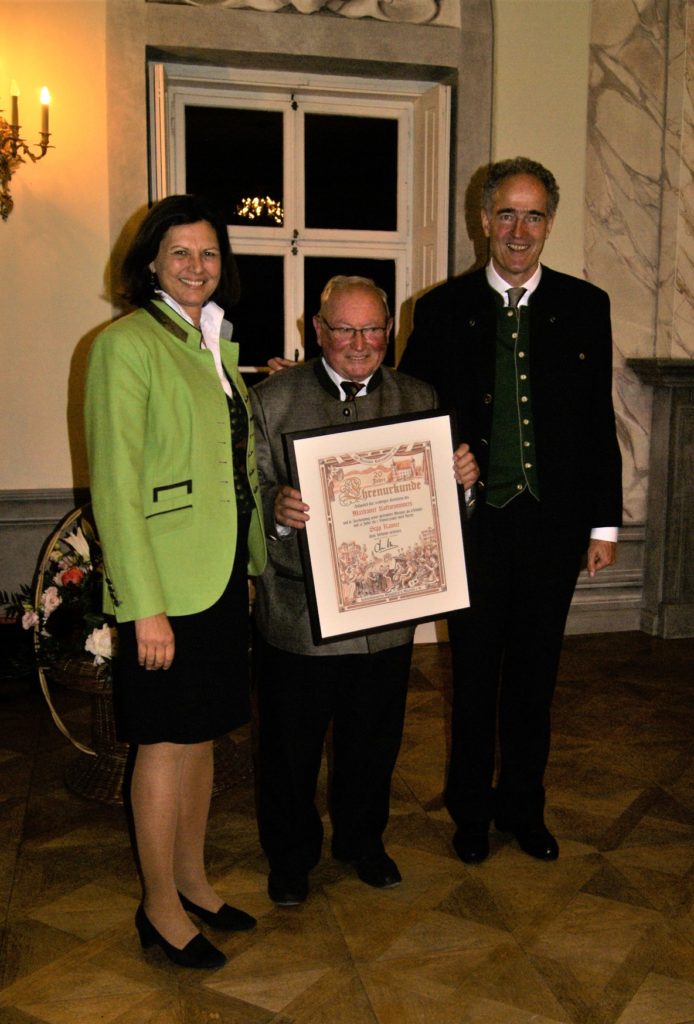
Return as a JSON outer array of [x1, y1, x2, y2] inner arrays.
[[149, 63, 449, 373]]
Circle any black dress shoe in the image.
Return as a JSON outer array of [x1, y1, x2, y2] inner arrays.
[[452, 824, 490, 864], [336, 851, 402, 888], [495, 821, 559, 861], [178, 891, 256, 931], [267, 871, 308, 906], [135, 904, 227, 968]]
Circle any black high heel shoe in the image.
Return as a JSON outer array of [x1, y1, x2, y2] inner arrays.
[[135, 904, 227, 969], [178, 891, 256, 932]]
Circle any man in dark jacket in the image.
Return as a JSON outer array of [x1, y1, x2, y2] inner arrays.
[[399, 157, 622, 864]]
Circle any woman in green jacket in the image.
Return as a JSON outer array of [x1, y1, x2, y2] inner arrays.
[[85, 195, 266, 969]]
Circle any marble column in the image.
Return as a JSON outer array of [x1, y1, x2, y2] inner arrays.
[[587, 1, 693, 635]]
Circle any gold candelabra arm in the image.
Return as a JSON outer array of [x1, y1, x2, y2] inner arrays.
[[0, 110, 53, 221]]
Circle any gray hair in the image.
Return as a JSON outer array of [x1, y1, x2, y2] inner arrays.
[[319, 276, 391, 320], [482, 157, 560, 218]]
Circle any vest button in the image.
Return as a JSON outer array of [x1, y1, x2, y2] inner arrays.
[[579, 352, 586, 360]]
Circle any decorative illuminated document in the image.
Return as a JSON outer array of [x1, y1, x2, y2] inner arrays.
[[283, 410, 469, 643]]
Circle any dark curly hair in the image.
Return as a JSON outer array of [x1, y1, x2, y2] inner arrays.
[[121, 195, 240, 311], [482, 157, 560, 218]]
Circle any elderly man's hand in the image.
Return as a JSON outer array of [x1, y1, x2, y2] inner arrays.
[[267, 357, 298, 374], [275, 485, 310, 530], [453, 443, 480, 490]]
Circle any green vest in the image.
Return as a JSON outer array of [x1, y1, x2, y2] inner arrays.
[[487, 293, 540, 507]]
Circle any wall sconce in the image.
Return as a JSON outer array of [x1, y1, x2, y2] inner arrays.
[[0, 81, 52, 221]]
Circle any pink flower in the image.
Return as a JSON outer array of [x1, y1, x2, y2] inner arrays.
[[40, 586, 62, 619], [22, 610, 39, 630]]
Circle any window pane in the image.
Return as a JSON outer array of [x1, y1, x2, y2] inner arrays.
[[233, 255, 285, 371], [304, 257, 396, 366], [185, 107, 284, 227], [304, 115, 397, 231]]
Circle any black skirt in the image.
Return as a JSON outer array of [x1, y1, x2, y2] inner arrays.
[[112, 516, 251, 745]]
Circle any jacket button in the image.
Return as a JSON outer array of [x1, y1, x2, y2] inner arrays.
[[343, 408, 352, 417], [483, 393, 493, 405], [469, 319, 476, 327], [549, 315, 557, 323], [481, 438, 489, 446], [579, 352, 586, 360]]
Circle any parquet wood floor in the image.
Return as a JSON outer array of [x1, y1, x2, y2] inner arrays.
[[1, 633, 692, 1023]]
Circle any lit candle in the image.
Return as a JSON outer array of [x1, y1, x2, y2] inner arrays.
[[40, 87, 50, 135], [10, 80, 19, 128]]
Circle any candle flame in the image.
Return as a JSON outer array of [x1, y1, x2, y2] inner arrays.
[[40, 87, 51, 105], [11, 79, 20, 97]]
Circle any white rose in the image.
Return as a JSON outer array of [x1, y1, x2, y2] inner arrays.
[[84, 624, 112, 665]]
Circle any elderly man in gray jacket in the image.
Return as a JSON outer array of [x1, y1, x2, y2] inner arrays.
[[251, 276, 478, 906]]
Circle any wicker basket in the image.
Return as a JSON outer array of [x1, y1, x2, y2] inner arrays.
[[35, 506, 252, 805], [43, 654, 129, 804]]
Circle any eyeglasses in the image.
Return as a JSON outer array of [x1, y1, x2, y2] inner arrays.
[[320, 319, 388, 343]]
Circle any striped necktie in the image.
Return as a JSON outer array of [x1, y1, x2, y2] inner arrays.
[[341, 380, 363, 401]]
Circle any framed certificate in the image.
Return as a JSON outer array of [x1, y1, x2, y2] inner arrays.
[[283, 409, 469, 644]]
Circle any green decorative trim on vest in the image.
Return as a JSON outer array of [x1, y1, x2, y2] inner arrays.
[[487, 292, 540, 507]]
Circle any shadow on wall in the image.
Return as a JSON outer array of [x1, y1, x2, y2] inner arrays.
[[67, 204, 149, 488], [464, 163, 491, 271], [396, 162, 490, 364]]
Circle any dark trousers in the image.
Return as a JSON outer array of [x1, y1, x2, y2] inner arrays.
[[446, 492, 585, 827], [254, 635, 412, 875]]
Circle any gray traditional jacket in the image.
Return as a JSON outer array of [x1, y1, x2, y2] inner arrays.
[[250, 358, 438, 656]]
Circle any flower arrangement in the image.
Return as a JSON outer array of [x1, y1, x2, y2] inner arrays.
[[2, 515, 115, 671]]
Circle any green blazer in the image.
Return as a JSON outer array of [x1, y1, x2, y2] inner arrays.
[[85, 300, 266, 623]]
